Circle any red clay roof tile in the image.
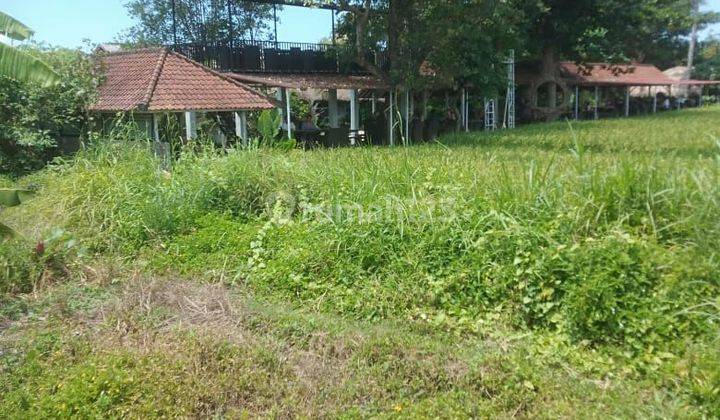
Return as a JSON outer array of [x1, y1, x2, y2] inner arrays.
[[91, 48, 275, 112]]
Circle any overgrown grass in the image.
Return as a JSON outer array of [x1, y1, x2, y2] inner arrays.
[[2, 108, 720, 416]]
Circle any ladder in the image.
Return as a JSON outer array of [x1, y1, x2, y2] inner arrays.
[[503, 49, 516, 129], [484, 98, 497, 131]]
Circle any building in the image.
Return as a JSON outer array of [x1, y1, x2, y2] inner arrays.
[[90, 48, 275, 145]]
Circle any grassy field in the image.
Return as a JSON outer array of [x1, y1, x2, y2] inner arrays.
[[1, 108, 719, 417]]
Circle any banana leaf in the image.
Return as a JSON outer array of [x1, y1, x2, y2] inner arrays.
[[0, 43, 60, 87], [0, 11, 34, 41], [0, 188, 34, 207]]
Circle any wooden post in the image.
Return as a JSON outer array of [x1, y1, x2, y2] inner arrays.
[[404, 89, 410, 145], [185, 111, 197, 141], [371, 91, 377, 114], [460, 89, 466, 131], [328, 89, 339, 128], [388, 90, 395, 146]]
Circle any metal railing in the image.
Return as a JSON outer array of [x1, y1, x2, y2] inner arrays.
[[172, 40, 383, 74]]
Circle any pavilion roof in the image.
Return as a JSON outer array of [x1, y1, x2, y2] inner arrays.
[[90, 48, 275, 113], [228, 72, 389, 91], [558, 62, 678, 87]]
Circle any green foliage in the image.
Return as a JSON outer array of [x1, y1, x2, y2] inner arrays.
[[0, 46, 97, 177], [0, 11, 34, 41], [256, 109, 281, 146], [122, 0, 274, 45], [9, 107, 718, 356]]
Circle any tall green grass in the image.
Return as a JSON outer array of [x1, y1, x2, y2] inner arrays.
[[5, 108, 720, 355]]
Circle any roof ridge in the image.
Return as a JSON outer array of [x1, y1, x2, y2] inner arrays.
[[99, 47, 166, 57], [166, 50, 274, 105], [140, 48, 169, 111]]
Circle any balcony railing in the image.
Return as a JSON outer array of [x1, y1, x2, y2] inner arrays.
[[172, 40, 381, 74]]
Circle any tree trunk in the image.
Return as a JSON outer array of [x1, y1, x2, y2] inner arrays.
[[542, 47, 557, 108], [687, 0, 699, 78]]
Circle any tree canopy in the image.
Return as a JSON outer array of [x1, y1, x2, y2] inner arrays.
[[123, 0, 276, 45]]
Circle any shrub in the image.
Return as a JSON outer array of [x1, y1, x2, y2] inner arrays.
[[0, 46, 98, 177]]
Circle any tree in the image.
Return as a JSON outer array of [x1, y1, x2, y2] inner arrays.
[[0, 11, 59, 87], [122, 0, 276, 45], [317, 0, 519, 94], [512, 0, 716, 118]]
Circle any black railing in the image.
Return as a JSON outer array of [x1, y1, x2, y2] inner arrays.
[[172, 40, 382, 74]]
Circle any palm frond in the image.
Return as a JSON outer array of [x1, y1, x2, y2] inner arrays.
[[0, 11, 33, 41], [0, 42, 59, 87]]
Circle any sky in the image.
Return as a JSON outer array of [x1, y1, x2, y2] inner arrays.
[[3, 0, 720, 49], [2, 0, 336, 48]]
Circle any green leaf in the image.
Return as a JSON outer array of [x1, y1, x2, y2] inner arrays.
[[0, 11, 34, 41], [0, 188, 34, 207], [0, 42, 59, 87]]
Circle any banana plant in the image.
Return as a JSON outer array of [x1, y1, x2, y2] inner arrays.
[[0, 11, 59, 86], [0, 188, 34, 241]]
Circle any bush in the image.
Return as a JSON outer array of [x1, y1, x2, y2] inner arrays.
[[0, 46, 98, 177]]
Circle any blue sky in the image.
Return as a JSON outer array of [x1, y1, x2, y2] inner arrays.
[[2, 0, 336, 47], [3, 0, 720, 48]]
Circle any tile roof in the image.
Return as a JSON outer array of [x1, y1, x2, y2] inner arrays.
[[228, 72, 389, 90], [558, 62, 678, 87], [91, 48, 275, 112]]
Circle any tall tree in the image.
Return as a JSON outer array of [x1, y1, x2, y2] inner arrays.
[[687, 0, 700, 76], [320, 0, 520, 93], [513, 0, 715, 118], [122, 0, 276, 45]]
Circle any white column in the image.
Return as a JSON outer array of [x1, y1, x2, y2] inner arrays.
[[284, 87, 292, 139], [185, 111, 197, 141], [653, 90, 658, 113], [388, 90, 395, 147], [574, 86, 579, 120], [328, 89, 339, 128], [624, 87, 630, 117], [235, 111, 248, 148], [349, 89, 359, 146], [276, 88, 284, 119], [371, 91, 377, 115], [594, 86, 600, 120], [152, 113, 160, 142]]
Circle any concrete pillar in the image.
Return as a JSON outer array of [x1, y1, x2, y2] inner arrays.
[[624, 87, 630, 117], [185, 111, 197, 141], [152, 114, 160, 142], [328, 89, 339, 128], [699, 86, 703, 107], [594, 86, 600, 120], [653, 91, 658, 113], [574, 86, 579, 120], [235, 111, 248, 148], [276, 88, 284, 119], [349, 89, 359, 145], [284, 87, 292, 139]]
